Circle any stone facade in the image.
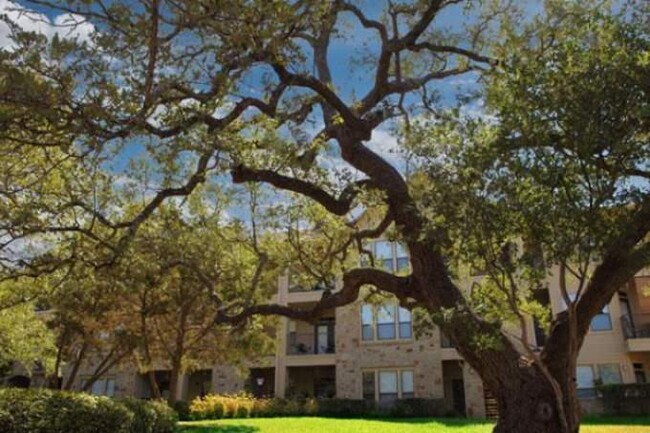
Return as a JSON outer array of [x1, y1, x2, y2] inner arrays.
[[334, 300, 444, 400]]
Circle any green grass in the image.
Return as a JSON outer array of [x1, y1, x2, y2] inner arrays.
[[178, 417, 650, 433]]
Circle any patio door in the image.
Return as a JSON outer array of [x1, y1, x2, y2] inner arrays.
[[315, 319, 334, 354]]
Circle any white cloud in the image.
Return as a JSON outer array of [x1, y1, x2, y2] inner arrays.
[[365, 128, 408, 174], [0, 0, 94, 50], [460, 98, 498, 124]]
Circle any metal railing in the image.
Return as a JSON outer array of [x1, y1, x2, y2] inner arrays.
[[287, 332, 335, 355], [620, 314, 650, 339]]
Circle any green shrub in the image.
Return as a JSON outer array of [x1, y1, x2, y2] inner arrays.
[[120, 398, 177, 433], [188, 393, 446, 420], [316, 398, 375, 417], [391, 398, 445, 418], [251, 397, 271, 417], [0, 388, 177, 433], [0, 388, 133, 433], [172, 400, 191, 421], [598, 383, 650, 415]]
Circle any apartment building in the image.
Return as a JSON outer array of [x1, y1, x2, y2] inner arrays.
[[44, 237, 650, 419]]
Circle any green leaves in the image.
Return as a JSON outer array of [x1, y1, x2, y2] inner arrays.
[[404, 0, 650, 333]]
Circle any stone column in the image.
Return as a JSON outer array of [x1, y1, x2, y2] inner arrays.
[[274, 274, 289, 397], [463, 362, 486, 419], [177, 373, 190, 402]]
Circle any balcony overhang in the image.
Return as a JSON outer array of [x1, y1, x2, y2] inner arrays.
[[626, 338, 650, 352], [285, 353, 336, 367]]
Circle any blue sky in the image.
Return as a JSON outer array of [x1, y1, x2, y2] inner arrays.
[[0, 0, 506, 222]]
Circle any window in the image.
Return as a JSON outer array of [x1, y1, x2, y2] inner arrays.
[[598, 364, 622, 385], [591, 304, 613, 331], [377, 305, 397, 340], [82, 377, 115, 397], [576, 366, 596, 398], [362, 304, 374, 341], [398, 307, 412, 339], [633, 363, 647, 384], [563, 294, 613, 332], [401, 370, 414, 399], [375, 241, 393, 271], [362, 371, 375, 400], [395, 243, 410, 273], [361, 303, 412, 341], [360, 241, 410, 273], [362, 369, 414, 401], [378, 371, 398, 403]]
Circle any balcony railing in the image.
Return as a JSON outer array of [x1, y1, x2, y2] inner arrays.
[[288, 283, 332, 294], [621, 314, 650, 339], [287, 332, 335, 355]]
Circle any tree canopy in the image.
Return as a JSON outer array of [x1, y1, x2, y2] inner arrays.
[[0, 1, 649, 432]]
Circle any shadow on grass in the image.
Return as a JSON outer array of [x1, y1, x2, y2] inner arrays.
[[178, 425, 259, 433], [360, 417, 493, 426]]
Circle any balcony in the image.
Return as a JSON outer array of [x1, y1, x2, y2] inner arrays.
[[621, 314, 650, 352], [285, 282, 336, 304], [287, 332, 335, 355]]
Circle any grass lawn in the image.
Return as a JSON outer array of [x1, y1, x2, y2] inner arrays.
[[178, 417, 650, 433]]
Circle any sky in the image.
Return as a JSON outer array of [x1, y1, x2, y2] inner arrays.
[[0, 0, 500, 222]]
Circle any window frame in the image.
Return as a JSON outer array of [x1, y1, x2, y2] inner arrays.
[[564, 294, 613, 332], [360, 241, 411, 273], [576, 365, 596, 399], [81, 376, 116, 397], [590, 304, 613, 332], [360, 303, 413, 342], [361, 368, 415, 401], [597, 363, 622, 385]]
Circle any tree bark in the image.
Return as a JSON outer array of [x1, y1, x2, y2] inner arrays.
[[491, 366, 579, 433], [147, 369, 162, 399], [168, 361, 180, 405]]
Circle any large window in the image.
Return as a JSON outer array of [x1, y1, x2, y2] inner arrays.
[[576, 364, 622, 398], [564, 294, 613, 332], [362, 369, 414, 402], [377, 305, 396, 340], [401, 370, 414, 399], [81, 377, 115, 397], [598, 364, 622, 385], [362, 305, 374, 341], [361, 241, 410, 273], [361, 303, 412, 342], [590, 304, 613, 331], [576, 366, 595, 398], [378, 371, 398, 403], [398, 307, 412, 339]]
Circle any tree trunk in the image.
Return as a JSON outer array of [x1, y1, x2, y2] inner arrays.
[[62, 342, 88, 390], [492, 367, 580, 433], [167, 361, 181, 405], [147, 370, 162, 399]]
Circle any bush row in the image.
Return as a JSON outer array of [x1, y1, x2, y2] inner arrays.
[[189, 393, 447, 420], [598, 383, 650, 416], [0, 388, 177, 433]]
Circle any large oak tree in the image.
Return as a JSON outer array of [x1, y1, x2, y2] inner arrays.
[[1, 1, 649, 432]]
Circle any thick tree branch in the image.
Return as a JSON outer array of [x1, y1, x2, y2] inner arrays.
[[214, 267, 414, 325], [231, 164, 371, 216]]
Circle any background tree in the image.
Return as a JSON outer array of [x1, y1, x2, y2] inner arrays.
[[119, 203, 276, 404], [0, 280, 56, 381], [1, 1, 648, 432]]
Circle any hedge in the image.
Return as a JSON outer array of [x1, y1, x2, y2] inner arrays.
[[597, 383, 650, 416], [0, 388, 177, 433], [189, 393, 447, 420]]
